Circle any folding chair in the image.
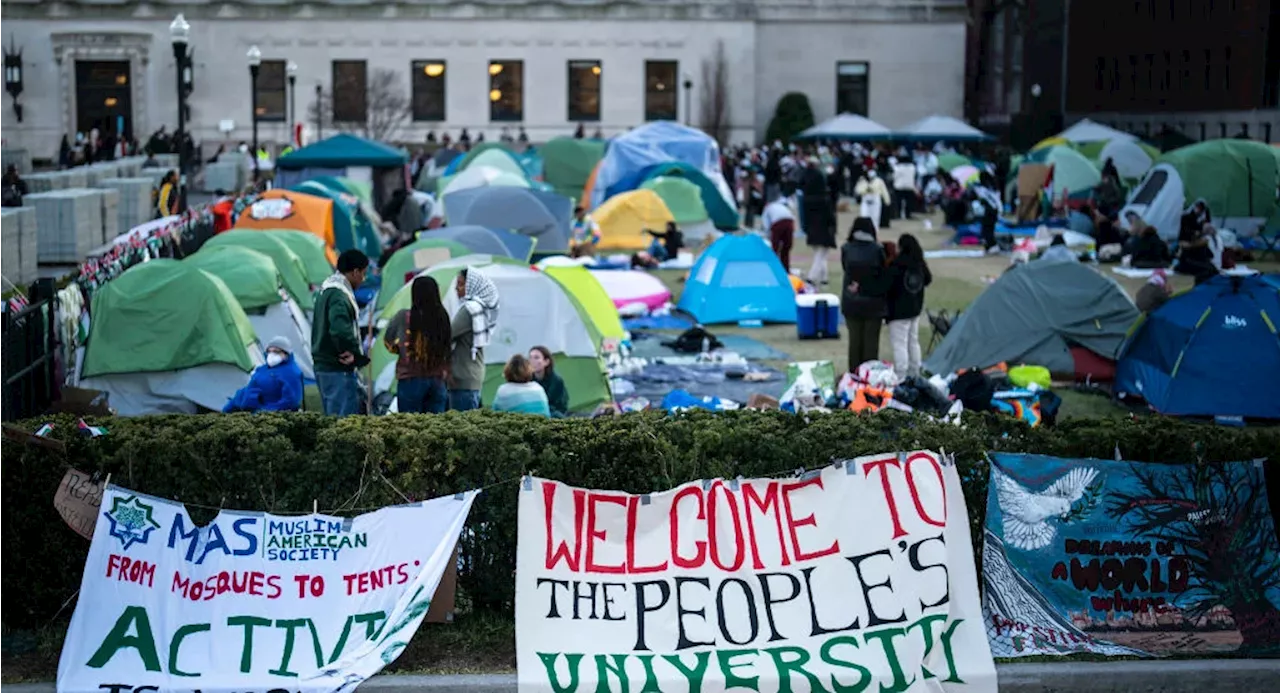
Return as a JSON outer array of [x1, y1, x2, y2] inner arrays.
[[1253, 223, 1280, 261], [926, 308, 958, 354]]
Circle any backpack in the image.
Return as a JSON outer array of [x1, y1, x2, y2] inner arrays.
[[1, 185, 23, 208], [951, 370, 995, 412], [662, 326, 724, 354]]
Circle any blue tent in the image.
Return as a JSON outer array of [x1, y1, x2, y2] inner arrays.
[[420, 226, 535, 262], [678, 234, 797, 324], [1115, 274, 1280, 420], [442, 187, 570, 253], [590, 122, 733, 212]]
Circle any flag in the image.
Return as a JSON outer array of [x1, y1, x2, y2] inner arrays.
[[34, 423, 54, 438], [77, 419, 107, 438]]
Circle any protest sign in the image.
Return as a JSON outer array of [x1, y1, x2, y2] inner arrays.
[[53, 468, 104, 540], [57, 485, 477, 693], [516, 451, 996, 693], [983, 453, 1280, 657]]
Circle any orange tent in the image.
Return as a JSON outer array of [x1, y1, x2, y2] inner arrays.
[[580, 161, 602, 211], [233, 189, 338, 262]]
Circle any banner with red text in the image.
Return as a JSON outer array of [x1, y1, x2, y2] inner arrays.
[[982, 453, 1280, 657], [57, 485, 477, 693], [516, 451, 997, 693]]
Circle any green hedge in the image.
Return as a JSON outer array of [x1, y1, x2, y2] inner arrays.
[[4, 411, 1277, 629]]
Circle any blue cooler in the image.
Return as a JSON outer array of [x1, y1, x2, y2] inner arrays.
[[796, 293, 840, 339]]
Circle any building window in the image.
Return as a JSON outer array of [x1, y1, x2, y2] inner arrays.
[[835, 62, 869, 116], [1204, 49, 1212, 92], [567, 60, 602, 122], [1223, 46, 1231, 92], [255, 60, 286, 122], [489, 60, 523, 122], [332, 60, 367, 123], [644, 61, 678, 121], [412, 61, 447, 122], [1094, 57, 1106, 91]]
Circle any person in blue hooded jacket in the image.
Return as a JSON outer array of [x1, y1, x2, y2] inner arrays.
[[223, 336, 304, 412]]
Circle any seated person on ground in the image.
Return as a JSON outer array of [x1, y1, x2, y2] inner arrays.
[[222, 337, 304, 413], [644, 221, 684, 262], [492, 354, 551, 417], [570, 206, 602, 258], [1124, 213, 1172, 268], [529, 346, 569, 418], [1174, 214, 1221, 282]]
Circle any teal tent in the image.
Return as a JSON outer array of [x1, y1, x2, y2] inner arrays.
[[291, 180, 382, 259], [277, 133, 407, 169], [640, 161, 740, 230]]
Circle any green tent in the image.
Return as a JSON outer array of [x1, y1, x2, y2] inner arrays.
[[639, 161, 740, 230], [377, 237, 472, 311], [310, 176, 378, 218], [185, 246, 282, 311], [450, 142, 517, 174], [292, 180, 382, 259], [256, 229, 332, 285], [542, 137, 605, 201], [1024, 145, 1101, 197], [936, 153, 971, 172], [464, 148, 528, 180], [374, 256, 611, 413], [277, 133, 407, 170], [203, 231, 315, 310], [639, 176, 710, 225], [83, 260, 257, 377]]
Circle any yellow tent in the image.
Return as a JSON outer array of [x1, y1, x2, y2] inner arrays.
[[592, 189, 676, 251], [1031, 136, 1070, 151], [541, 263, 625, 346]]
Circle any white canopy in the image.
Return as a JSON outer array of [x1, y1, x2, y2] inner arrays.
[[1056, 118, 1137, 143], [795, 113, 892, 141], [895, 115, 992, 141]]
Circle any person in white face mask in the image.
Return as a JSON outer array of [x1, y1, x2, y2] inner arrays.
[[222, 336, 304, 412]]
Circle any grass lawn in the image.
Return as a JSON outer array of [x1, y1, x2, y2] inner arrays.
[[650, 208, 1280, 421]]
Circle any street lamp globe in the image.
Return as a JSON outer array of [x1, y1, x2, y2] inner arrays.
[[287, 61, 298, 78], [246, 45, 262, 68], [169, 14, 190, 46]]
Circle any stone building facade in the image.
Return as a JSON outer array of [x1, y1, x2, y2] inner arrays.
[[1, 0, 967, 157]]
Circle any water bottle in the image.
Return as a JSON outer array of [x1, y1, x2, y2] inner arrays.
[[701, 336, 710, 354]]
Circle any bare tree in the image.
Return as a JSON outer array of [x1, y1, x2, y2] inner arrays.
[[698, 39, 730, 146], [307, 68, 412, 143]]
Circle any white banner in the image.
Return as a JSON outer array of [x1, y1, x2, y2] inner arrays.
[[57, 485, 477, 693], [516, 451, 996, 693]]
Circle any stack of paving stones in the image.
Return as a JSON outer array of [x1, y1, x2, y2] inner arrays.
[[97, 178, 154, 232], [98, 187, 120, 245], [203, 160, 244, 193], [1, 148, 32, 175], [25, 189, 104, 264], [1, 206, 38, 285]]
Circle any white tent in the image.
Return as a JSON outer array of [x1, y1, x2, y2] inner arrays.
[[895, 115, 992, 142], [1096, 138, 1155, 180], [1056, 119, 1137, 144], [80, 362, 261, 416], [795, 113, 892, 141]]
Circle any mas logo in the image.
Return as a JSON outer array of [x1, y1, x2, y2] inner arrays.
[[1223, 315, 1248, 329], [103, 494, 161, 549], [249, 198, 295, 221]]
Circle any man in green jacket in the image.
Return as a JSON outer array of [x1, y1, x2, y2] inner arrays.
[[312, 249, 369, 415]]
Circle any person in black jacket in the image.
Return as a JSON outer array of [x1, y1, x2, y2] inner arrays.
[[884, 233, 932, 379], [801, 161, 836, 285], [840, 217, 890, 373]]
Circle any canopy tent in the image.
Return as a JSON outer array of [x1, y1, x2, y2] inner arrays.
[[639, 176, 709, 225], [1120, 139, 1280, 241], [542, 137, 606, 201], [678, 234, 798, 324], [184, 246, 315, 380], [794, 113, 892, 141], [275, 134, 408, 208], [255, 229, 333, 286], [377, 237, 472, 311], [80, 260, 261, 415], [232, 189, 337, 260], [1115, 274, 1280, 420], [202, 230, 315, 310], [442, 187, 570, 254], [589, 121, 733, 215], [537, 260, 627, 345], [419, 225, 534, 261], [291, 180, 383, 259], [374, 256, 611, 413], [936, 153, 972, 172], [592, 189, 677, 251], [893, 115, 992, 142], [587, 268, 672, 313], [924, 262, 1138, 377], [1075, 138, 1160, 181], [1024, 145, 1102, 198], [637, 161, 739, 230]]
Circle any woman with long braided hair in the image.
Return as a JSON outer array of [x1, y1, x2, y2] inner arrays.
[[383, 275, 454, 413]]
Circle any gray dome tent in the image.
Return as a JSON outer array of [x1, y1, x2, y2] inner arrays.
[[924, 262, 1139, 377]]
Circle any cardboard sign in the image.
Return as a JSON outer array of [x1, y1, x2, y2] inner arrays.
[[1016, 163, 1050, 197], [412, 247, 451, 271], [54, 468, 104, 539]]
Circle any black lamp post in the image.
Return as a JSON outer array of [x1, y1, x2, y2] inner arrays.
[[4, 36, 24, 123], [682, 77, 693, 126], [169, 14, 190, 212], [286, 61, 297, 148], [315, 82, 323, 142], [247, 45, 261, 181]]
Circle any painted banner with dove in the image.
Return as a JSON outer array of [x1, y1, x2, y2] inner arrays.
[[982, 453, 1280, 657]]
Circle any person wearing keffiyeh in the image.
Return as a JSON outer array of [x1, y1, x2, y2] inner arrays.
[[447, 267, 500, 411]]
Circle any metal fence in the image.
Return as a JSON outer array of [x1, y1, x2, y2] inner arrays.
[[2, 278, 59, 421]]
